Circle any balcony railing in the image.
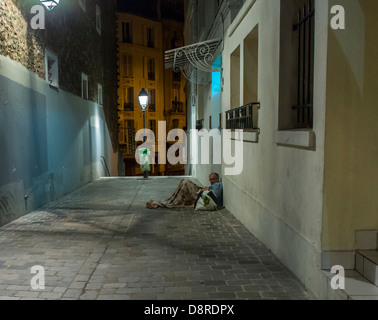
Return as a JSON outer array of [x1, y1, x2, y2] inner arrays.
[[226, 102, 260, 131], [172, 101, 184, 113], [123, 103, 134, 112]]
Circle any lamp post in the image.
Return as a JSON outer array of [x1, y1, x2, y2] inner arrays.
[[138, 88, 149, 179]]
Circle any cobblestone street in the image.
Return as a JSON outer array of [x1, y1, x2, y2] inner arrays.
[[0, 177, 315, 300]]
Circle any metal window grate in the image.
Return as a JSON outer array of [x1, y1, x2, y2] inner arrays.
[[226, 103, 260, 131], [293, 0, 315, 128]]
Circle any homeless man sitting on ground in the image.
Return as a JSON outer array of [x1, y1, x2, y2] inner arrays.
[[146, 173, 223, 210]]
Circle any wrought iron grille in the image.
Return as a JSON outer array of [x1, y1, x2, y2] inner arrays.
[[226, 103, 260, 131], [125, 127, 136, 156], [293, 0, 315, 128]]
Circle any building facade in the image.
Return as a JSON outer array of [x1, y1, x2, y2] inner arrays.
[[183, 0, 378, 299], [117, 2, 186, 176], [0, 0, 119, 227]]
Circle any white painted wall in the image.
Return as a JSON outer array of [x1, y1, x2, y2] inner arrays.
[[218, 0, 329, 298], [0, 55, 118, 226]]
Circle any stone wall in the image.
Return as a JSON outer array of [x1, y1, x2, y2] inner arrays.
[[0, 0, 45, 78]]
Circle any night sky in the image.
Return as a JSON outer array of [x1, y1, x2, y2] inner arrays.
[[116, 0, 159, 19]]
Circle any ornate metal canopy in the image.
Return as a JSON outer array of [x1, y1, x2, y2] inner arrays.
[[165, 39, 222, 84], [40, 0, 60, 11]]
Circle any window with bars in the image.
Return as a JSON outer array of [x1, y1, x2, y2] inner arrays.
[[278, 0, 315, 130], [292, 0, 315, 128]]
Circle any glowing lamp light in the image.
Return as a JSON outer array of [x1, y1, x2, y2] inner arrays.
[[138, 88, 150, 179], [40, 0, 60, 11], [138, 88, 149, 109]]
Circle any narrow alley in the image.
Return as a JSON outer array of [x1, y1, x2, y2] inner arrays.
[[0, 177, 314, 300]]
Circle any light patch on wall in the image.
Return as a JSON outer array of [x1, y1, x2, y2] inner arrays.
[[330, 0, 365, 96], [90, 114, 100, 129]]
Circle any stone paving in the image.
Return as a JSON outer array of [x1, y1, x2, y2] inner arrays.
[[0, 177, 315, 300]]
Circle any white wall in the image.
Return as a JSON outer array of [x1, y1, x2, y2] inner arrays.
[[0, 55, 118, 226], [219, 0, 329, 298]]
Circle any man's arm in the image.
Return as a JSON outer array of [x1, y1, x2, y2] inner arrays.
[[209, 182, 223, 207]]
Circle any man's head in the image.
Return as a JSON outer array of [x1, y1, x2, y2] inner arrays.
[[209, 172, 220, 185]]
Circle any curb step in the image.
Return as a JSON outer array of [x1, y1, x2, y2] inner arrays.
[[355, 230, 378, 287], [356, 250, 378, 287]]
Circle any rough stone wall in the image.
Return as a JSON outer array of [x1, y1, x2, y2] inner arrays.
[[0, 0, 45, 78], [0, 0, 119, 151]]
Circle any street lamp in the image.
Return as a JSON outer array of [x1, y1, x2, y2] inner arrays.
[[138, 88, 149, 178], [138, 88, 149, 139]]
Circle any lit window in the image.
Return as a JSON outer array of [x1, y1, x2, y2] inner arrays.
[[81, 73, 88, 100], [98, 84, 103, 106], [96, 5, 101, 35], [45, 49, 59, 88]]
